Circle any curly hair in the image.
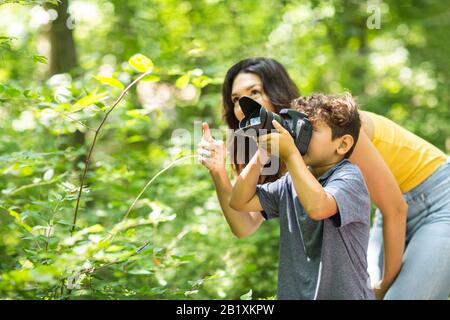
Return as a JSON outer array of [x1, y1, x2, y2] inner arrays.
[[291, 93, 361, 158]]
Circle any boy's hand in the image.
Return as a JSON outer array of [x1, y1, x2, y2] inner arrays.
[[257, 120, 298, 162], [257, 147, 271, 167]]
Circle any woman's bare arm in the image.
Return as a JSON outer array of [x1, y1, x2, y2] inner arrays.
[[198, 123, 264, 238], [350, 119, 408, 297], [209, 168, 264, 238]]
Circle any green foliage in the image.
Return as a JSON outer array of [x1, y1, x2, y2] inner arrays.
[[128, 54, 154, 73], [93, 76, 124, 91], [0, 0, 449, 300], [0, 1, 59, 5]]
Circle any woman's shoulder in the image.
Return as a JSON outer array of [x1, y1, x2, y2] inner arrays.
[[359, 110, 375, 141]]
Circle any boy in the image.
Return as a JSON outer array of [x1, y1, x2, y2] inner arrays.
[[229, 93, 374, 300]]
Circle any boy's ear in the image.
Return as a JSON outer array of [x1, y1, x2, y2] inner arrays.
[[336, 134, 354, 156]]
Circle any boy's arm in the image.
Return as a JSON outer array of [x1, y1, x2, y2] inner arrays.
[[229, 151, 265, 213], [267, 120, 337, 220], [285, 150, 338, 220]]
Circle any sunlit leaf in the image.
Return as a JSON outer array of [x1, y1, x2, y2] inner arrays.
[[43, 168, 54, 181], [128, 269, 153, 275], [184, 290, 199, 296], [6, 86, 21, 97], [86, 224, 104, 233], [240, 289, 253, 300], [126, 135, 146, 143], [142, 74, 160, 82], [192, 75, 211, 88], [7, 209, 33, 233], [0, 151, 63, 163], [128, 54, 154, 73], [190, 68, 203, 77], [72, 92, 108, 112], [176, 74, 190, 89], [32, 55, 48, 64], [94, 76, 124, 91]]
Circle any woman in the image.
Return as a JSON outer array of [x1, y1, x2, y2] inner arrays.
[[197, 57, 450, 299]]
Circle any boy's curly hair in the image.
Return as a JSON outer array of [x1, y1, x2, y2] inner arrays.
[[291, 93, 361, 158]]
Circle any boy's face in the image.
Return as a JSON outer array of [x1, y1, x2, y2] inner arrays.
[[302, 120, 349, 167]]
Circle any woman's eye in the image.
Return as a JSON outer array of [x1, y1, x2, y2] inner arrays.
[[250, 90, 260, 96], [232, 97, 239, 104]]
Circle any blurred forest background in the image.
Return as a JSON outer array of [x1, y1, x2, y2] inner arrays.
[[0, 0, 449, 299]]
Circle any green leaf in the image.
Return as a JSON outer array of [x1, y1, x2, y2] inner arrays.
[[240, 289, 253, 300], [6, 86, 21, 97], [0, 151, 63, 163], [43, 168, 54, 181], [73, 92, 108, 112], [142, 74, 160, 83], [55, 220, 76, 227], [126, 135, 146, 143], [192, 75, 211, 88], [7, 209, 33, 233], [128, 54, 154, 73], [172, 253, 195, 262], [86, 224, 104, 233], [128, 269, 153, 275], [184, 290, 199, 297], [32, 55, 48, 64], [94, 76, 124, 91], [176, 74, 190, 89]]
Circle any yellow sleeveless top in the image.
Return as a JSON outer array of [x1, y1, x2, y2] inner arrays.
[[365, 111, 447, 193]]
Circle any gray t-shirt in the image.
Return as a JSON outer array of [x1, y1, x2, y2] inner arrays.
[[255, 159, 374, 300]]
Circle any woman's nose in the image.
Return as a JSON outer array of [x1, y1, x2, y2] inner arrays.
[[234, 105, 245, 122]]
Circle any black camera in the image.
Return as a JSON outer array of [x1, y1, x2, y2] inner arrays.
[[235, 96, 312, 155]]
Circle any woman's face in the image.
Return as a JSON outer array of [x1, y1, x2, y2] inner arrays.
[[231, 72, 275, 122]]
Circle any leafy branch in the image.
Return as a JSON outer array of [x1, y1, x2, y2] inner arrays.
[[72, 54, 154, 233]]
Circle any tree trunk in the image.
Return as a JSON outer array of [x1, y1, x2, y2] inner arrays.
[[45, 0, 86, 172], [45, 0, 77, 75]]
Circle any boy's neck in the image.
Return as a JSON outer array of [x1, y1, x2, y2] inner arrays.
[[309, 157, 346, 178]]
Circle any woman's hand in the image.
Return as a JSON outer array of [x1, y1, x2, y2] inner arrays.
[[197, 122, 226, 174], [372, 280, 388, 300], [374, 288, 386, 300]]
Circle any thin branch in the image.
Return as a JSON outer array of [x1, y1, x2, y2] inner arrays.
[[54, 110, 96, 132], [121, 155, 198, 223], [100, 154, 198, 244], [165, 227, 190, 254], [85, 228, 188, 276], [5, 174, 66, 196], [71, 70, 153, 234], [79, 239, 153, 275], [2, 97, 97, 132], [63, 153, 196, 283]]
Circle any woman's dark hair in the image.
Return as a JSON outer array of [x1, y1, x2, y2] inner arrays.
[[222, 57, 300, 183]]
